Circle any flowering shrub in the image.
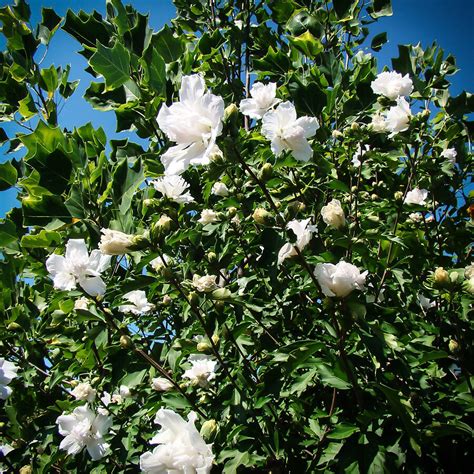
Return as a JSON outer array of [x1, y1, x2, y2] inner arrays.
[[0, 0, 473, 472]]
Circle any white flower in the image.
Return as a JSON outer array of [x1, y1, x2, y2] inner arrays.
[[151, 377, 174, 392], [418, 294, 436, 310], [101, 386, 130, 406], [46, 239, 111, 297], [119, 290, 155, 315], [71, 383, 96, 402], [314, 261, 368, 298], [370, 112, 387, 132], [239, 82, 280, 120], [277, 218, 317, 266], [351, 144, 370, 167], [261, 101, 319, 162], [234, 19, 243, 29], [157, 74, 225, 175], [151, 175, 194, 204], [119, 385, 132, 398], [408, 212, 423, 223], [198, 209, 219, 224], [441, 148, 457, 164], [404, 188, 429, 206], [192, 275, 218, 293], [0, 358, 18, 400], [150, 254, 172, 272], [140, 409, 214, 473], [56, 405, 112, 461], [371, 71, 413, 100], [385, 97, 411, 135], [98, 228, 135, 255], [465, 264, 474, 279], [74, 297, 90, 311], [183, 355, 217, 388], [321, 199, 346, 229], [211, 181, 229, 197]]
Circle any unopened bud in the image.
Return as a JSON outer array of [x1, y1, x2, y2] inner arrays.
[[252, 207, 273, 226], [211, 334, 220, 345], [351, 185, 358, 192], [223, 103, 239, 123], [199, 393, 209, 404], [371, 193, 378, 201], [188, 291, 199, 306], [367, 215, 380, 223], [433, 267, 449, 286], [162, 295, 172, 306], [351, 122, 360, 131], [227, 207, 237, 218], [143, 198, 160, 208], [200, 419, 218, 439], [120, 335, 133, 349], [394, 191, 403, 201], [259, 163, 273, 182], [207, 251, 217, 263], [19, 466, 33, 474], [197, 341, 212, 352], [7, 322, 21, 331], [448, 339, 459, 353], [332, 129, 343, 139]]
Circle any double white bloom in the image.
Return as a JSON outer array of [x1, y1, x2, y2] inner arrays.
[[404, 188, 429, 206], [385, 97, 412, 135], [240, 82, 280, 119], [211, 181, 229, 197], [157, 74, 224, 175], [71, 382, 96, 402], [99, 228, 134, 255], [314, 261, 368, 298], [140, 409, 214, 473], [198, 209, 219, 225], [371, 71, 413, 100], [0, 358, 18, 400], [278, 218, 317, 266], [119, 290, 155, 315], [56, 405, 112, 461], [262, 101, 319, 162], [321, 199, 346, 229], [441, 148, 457, 164], [46, 239, 111, 297], [151, 175, 194, 204], [192, 275, 218, 293], [183, 355, 218, 387]]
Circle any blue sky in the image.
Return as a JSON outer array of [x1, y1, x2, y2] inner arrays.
[[0, 0, 473, 216]]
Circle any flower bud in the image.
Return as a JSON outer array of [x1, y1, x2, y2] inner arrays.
[[351, 185, 358, 192], [199, 393, 209, 404], [367, 215, 380, 223], [394, 191, 403, 201], [223, 103, 239, 123], [371, 193, 378, 201], [259, 163, 273, 182], [207, 251, 217, 263], [448, 339, 459, 353], [252, 208, 273, 226], [143, 198, 160, 208], [20, 466, 33, 474], [465, 277, 474, 294], [433, 267, 449, 286], [214, 300, 225, 312], [197, 341, 212, 352], [211, 334, 220, 345], [120, 335, 133, 349], [351, 122, 360, 131], [227, 207, 237, 218], [200, 419, 218, 439], [162, 295, 172, 306], [332, 129, 343, 139], [188, 291, 199, 306], [6, 322, 21, 331]]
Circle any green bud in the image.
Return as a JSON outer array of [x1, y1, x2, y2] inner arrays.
[[332, 129, 343, 139], [351, 122, 360, 131], [259, 163, 273, 182], [162, 295, 172, 306], [448, 339, 459, 353], [211, 334, 220, 345], [223, 103, 239, 123], [7, 322, 21, 331], [197, 341, 212, 352], [370, 193, 378, 201], [367, 215, 380, 223], [433, 267, 449, 286], [207, 251, 217, 263], [120, 335, 133, 349], [188, 291, 199, 306], [20, 466, 33, 474], [253, 208, 273, 226], [394, 191, 403, 201], [227, 207, 237, 218], [200, 419, 218, 439]]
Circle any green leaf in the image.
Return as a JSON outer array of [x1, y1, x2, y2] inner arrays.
[[368, 0, 392, 18], [333, 0, 354, 20], [371, 32, 387, 52], [89, 41, 131, 91], [288, 81, 326, 116], [38, 7, 62, 45], [0, 161, 18, 191], [152, 25, 185, 63], [21, 230, 61, 248], [327, 423, 359, 439], [289, 31, 323, 57], [142, 46, 166, 95], [18, 93, 37, 119]]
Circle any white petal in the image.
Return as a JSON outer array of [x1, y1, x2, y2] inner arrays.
[[79, 276, 106, 297]]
